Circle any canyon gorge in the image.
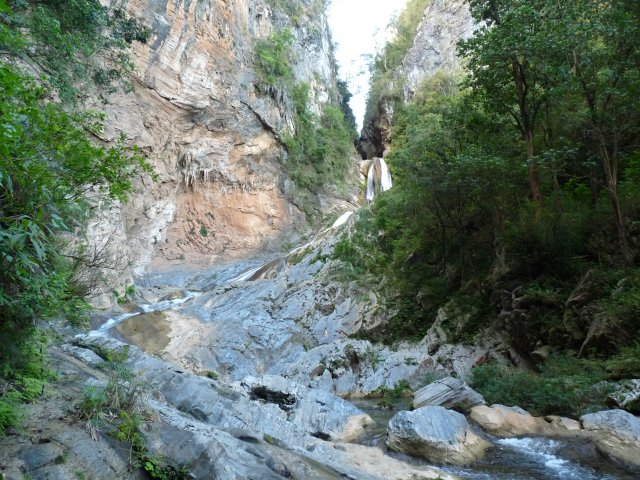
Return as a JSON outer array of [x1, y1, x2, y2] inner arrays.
[[1, 0, 639, 479]]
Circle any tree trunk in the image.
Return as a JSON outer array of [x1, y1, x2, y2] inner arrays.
[[513, 60, 543, 204], [599, 140, 630, 263], [525, 130, 542, 203]]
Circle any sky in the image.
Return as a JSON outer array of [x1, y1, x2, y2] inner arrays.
[[327, 0, 410, 130]]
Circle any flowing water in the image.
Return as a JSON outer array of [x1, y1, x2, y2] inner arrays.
[[88, 256, 640, 480], [354, 399, 639, 480], [366, 157, 393, 202], [91, 290, 200, 335]]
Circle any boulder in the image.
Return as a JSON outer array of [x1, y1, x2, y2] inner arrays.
[[470, 404, 583, 438], [240, 375, 374, 442], [470, 404, 545, 437], [608, 380, 640, 412], [331, 443, 458, 480], [60, 344, 105, 367], [580, 409, 640, 466], [386, 406, 490, 465], [413, 377, 485, 412]]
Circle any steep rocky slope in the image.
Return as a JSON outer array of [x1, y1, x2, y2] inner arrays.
[[88, 0, 359, 303], [359, 0, 475, 158]]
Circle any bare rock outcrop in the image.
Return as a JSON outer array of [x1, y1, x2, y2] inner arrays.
[[386, 406, 490, 465], [581, 409, 640, 466], [69, 335, 458, 480], [86, 0, 358, 304], [359, 0, 475, 158], [413, 377, 485, 412], [240, 374, 374, 442]]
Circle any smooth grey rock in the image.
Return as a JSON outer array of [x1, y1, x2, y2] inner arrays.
[[269, 339, 443, 398], [386, 406, 490, 465], [413, 377, 485, 412], [240, 375, 374, 441], [73, 336, 454, 479], [30, 464, 72, 480], [60, 344, 105, 367], [20, 443, 64, 470], [581, 409, 640, 466]]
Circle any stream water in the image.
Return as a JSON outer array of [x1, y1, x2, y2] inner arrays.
[[353, 399, 639, 480], [89, 261, 640, 480]]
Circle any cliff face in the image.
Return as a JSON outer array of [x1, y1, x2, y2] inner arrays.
[[88, 0, 353, 296], [358, 0, 475, 159]]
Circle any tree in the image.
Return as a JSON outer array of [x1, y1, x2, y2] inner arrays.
[[562, 0, 640, 262], [0, 0, 150, 102], [459, 0, 562, 203], [0, 64, 152, 432], [0, 65, 151, 329]]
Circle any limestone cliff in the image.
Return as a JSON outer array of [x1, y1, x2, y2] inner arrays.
[[359, 0, 475, 159], [88, 0, 357, 300]]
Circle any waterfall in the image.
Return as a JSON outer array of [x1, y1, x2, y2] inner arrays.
[[379, 158, 393, 192], [365, 165, 376, 203], [366, 157, 393, 203]]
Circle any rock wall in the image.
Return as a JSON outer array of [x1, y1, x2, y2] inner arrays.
[[359, 0, 475, 158], [88, 0, 355, 302]]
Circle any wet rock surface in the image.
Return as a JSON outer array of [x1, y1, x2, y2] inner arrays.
[[386, 406, 490, 465], [581, 409, 640, 466]]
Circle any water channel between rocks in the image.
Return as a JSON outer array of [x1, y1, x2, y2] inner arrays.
[[353, 399, 639, 480], [91, 264, 639, 480]]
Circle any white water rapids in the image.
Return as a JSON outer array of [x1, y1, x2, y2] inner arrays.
[[85, 213, 637, 480]]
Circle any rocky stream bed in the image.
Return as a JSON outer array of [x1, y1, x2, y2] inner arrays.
[[1, 215, 639, 479]]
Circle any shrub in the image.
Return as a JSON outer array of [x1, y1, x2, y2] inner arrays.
[[75, 359, 187, 478], [470, 355, 612, 417], [0, 391, 21, 434], [283, 83, 354, 195], [254, 28, 295, 88]]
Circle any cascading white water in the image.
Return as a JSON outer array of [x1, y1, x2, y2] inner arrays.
[[366, 157, 393, 203], [379, 158, 393, 191], [91, 291, 200, 335], [365, 164, 376, 203]]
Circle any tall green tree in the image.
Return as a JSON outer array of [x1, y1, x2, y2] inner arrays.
[[562, 0, 640, 262], [0, 0, 152, 432], [459, 0, 563, 204]]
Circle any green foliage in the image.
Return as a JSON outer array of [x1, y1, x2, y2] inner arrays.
[[76, 360, 188, 479], [254, 28, 295, 89], [1, 0, 151, 101], [0, 328, 54, 436], [470, 355, 612, 417], [283, 82, 354, 200], [265, 0, 325, 26], [0, 391, 21, 433], [353, 0, 640, 352], [0, 0, 153, 447], [363, 0, 430, 130], [337, 79, 357, 134], [0, 65, 151, 335], [606, 343, 640, 380]]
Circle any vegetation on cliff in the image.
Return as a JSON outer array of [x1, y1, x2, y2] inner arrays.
[[361, 0, 430, 156], [338, 0, 640, 415], [0, 0, 151, 433], [253, 7, 356, 216]]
